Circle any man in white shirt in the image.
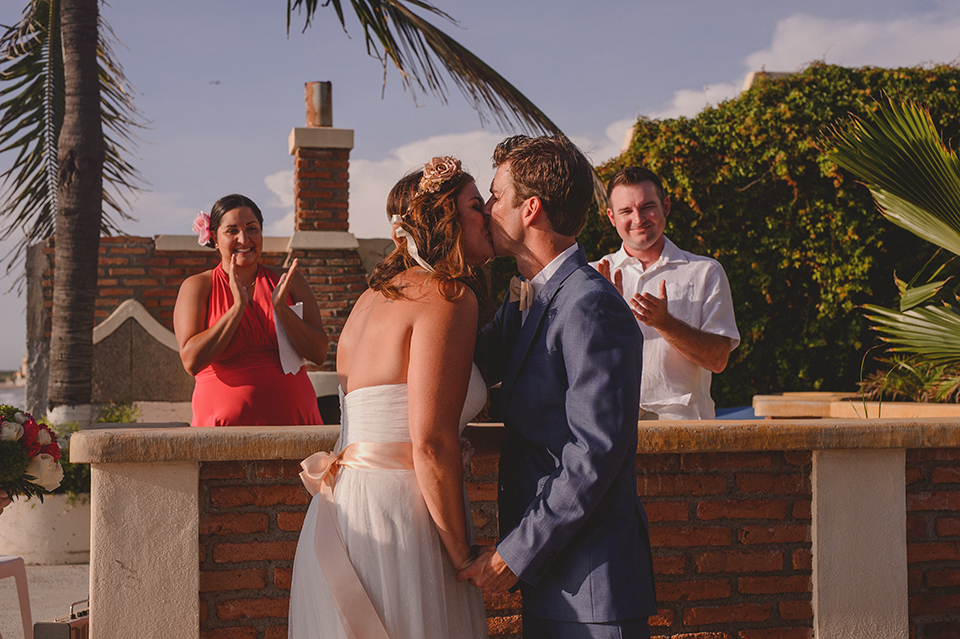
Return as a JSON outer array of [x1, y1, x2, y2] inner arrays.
[[593, 167, 740, 420]]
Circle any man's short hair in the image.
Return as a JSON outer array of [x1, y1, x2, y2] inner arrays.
[[492, 135, 594, 237], [606, 166, 666, 204]]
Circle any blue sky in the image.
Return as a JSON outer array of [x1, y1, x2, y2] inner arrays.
[[1, 0, 959, 370]]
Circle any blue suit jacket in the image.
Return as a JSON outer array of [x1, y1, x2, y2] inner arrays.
[[481, 247, 657, 622]]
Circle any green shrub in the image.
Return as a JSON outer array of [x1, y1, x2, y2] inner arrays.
[[54, 402, 140, 501], [577, 62, 960, 407]]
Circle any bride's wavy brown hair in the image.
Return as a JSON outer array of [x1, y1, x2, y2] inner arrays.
[[369, 167, 487, 302]]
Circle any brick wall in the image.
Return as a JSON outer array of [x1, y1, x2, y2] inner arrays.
[[39, 236, 365, 370], [199, 460, 307, 639], [197, 452, 815, 639], [639, 451, 813, 639], [907, 447, 960, 639], [288, 248, 367, 370], [293, 147, 350, 231]]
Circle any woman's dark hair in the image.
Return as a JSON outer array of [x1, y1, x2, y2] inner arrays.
[[207, 194, 263, 249], [369, 167, 487, 302]]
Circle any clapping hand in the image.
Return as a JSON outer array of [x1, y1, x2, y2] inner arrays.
[[630, 279, 669, 328], [595, 259, 624, 295], [225, 253, 250, 308], [273, 258, 299, 310]]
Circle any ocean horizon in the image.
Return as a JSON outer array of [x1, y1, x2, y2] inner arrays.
[[0, 386, 26, 408]]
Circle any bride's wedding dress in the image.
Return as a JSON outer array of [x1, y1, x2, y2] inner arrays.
[[287, 364, 490, 639]]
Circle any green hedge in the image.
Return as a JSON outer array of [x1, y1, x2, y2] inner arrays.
[[577, 62, 960, 407]]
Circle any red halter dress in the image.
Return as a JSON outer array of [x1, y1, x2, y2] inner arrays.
[[190, 264, 322, 427]]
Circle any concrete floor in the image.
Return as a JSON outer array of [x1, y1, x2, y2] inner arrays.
[[0, 564, 89, 639]]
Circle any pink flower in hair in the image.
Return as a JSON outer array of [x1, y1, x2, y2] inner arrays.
[[418, 156, 461, 194], [193, 211, 212, 246]]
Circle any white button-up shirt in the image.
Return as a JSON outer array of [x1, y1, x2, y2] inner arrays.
[[591, 237, 739, 420], [523, 243, 580, 325]]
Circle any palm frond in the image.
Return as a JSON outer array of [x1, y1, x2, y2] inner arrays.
[[826, 98, 960, 255], [287, 0, 560, 136], [0, 0, 62, 260], [896, 274, 949, 311], [0, 0, 145, 278], [864, 302, 960, 365]]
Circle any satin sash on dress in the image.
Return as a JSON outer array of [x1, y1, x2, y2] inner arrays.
[[300, 441, 415, 639]]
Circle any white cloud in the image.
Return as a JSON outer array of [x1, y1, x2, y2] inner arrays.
[[263, 170, 296, 236], [639, 10, 960, 122], [570, 118, 637, 166], [746, 13, 960, 72], [644, 83, 742, 121]]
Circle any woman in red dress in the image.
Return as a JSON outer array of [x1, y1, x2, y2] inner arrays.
[[173, 194, 327, 427]]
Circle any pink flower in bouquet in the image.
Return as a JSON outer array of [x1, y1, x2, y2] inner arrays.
[[19, 419, 40, 458], [37, 425, 60, 462], [193, 211, 212, 246]]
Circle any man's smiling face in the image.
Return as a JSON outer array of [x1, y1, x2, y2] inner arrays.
[[606, 181, 670, 258]]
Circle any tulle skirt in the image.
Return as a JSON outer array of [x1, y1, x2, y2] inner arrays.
[[287, 465, 489, 639]]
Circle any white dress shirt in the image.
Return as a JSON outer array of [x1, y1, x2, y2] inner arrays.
[[591, 237, 739, 420], [523, 243, 580, 325]]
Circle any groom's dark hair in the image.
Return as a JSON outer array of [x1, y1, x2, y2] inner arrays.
[[492, 135, 593, 237]]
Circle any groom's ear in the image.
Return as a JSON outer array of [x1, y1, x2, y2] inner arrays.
[[522, 196, 544, 227]]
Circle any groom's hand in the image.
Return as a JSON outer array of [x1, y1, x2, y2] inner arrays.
[[456, 545, 518, 594]]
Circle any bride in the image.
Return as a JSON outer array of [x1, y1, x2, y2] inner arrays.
[[288, 157, 493, 639]]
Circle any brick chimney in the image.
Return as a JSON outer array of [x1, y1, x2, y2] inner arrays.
[[289, 81, 354, 232]]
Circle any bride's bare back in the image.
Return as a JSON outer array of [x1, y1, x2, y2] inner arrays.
[[337, 270, 456, 394]]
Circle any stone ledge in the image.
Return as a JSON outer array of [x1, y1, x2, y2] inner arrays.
[[70, 418, 960, 464], [754, 392, 960, 419], [154, 235, 291, 253], [71, 425, 341, 463], [289, 127, 354, 153], [637, 418, 960, 452], [287, 230, 359, 251]]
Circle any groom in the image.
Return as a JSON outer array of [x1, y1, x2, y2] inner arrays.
[[458, 135, 657, 638]]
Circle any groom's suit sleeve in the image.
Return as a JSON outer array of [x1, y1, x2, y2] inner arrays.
[[496, 280, 642, 586]]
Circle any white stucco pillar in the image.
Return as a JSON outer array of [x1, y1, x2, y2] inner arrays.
[[89, 461, 199, 639], [812, 449, 907, 639]]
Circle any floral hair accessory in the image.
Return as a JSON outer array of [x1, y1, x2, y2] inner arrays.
[[418, 156, 461, 194], [193, 211, 212, 246]]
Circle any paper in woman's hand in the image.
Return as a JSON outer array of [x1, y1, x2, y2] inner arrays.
[[275, 302, 306, 375]]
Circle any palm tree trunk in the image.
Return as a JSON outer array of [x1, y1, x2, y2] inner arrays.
[[47, 0, 103, 413]]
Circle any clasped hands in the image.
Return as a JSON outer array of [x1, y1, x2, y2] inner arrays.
[[455, 545, 519, 595]]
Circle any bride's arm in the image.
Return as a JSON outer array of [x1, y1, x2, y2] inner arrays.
[[407, 284, 479, 570]]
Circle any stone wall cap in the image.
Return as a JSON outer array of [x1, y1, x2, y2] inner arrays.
[[155, 235, 290, 253], [289, 127, 354, 153], [287, 231, 359, 251], [70, 425, 341, 463], [636, 418, 960, 453], [69, 419, 960, 464], [753, 393, 960, 419]]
